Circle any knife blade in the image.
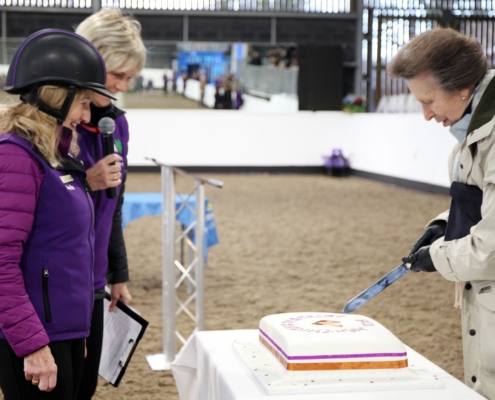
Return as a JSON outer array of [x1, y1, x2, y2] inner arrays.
[[342, 263, 410, 313]]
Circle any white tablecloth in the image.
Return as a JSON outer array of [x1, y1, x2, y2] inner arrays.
[[171, 329, 485, 400]]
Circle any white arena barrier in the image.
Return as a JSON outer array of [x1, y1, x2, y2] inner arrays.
[[376, 94, 423, 113], [241, 93, 299, 112], [126, 110, 457, 189]]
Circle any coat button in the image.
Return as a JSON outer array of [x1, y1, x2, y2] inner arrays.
[[466, 283, 472, 290], [460, 164, 464, 169], [472, 376, 477, 383], [469, 329, 476, 336]]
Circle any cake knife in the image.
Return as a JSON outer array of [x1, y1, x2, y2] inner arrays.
[[342, 263, 409, 313]]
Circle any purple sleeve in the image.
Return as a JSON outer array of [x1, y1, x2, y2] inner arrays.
[[0, 143, 50, 357]]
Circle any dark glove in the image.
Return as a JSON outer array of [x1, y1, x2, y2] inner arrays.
[[402, 246, 436, 273], [409, 221, 447, 255]]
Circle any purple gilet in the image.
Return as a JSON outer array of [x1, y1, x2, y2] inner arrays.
[[0, 133, 95, 357], [77, 108, 129, 293]]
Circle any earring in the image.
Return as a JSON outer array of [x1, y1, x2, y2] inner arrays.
[[462, 96, 466, 100]]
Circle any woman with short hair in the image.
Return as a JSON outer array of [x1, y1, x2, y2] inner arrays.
[[0, 29, 115, 400], [75, 8, 146, 399], [389, 28, 495, 399]]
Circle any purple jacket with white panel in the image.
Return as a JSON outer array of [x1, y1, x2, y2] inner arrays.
[[0, 133, 95, 357]]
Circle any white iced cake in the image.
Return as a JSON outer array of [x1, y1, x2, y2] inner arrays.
[[259, 312, 408, 372]]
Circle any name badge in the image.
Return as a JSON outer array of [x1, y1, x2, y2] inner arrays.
[[60, 174, 74, 184]]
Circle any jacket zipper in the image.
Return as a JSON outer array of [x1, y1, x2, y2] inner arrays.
[[93, 132, 101, 216], [42, 268, 52, 323], [84, 184, 95, 310]]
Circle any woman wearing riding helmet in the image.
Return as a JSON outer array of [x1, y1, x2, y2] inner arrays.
[[0, 29, 115, 400], [74, 9, 146, 399]]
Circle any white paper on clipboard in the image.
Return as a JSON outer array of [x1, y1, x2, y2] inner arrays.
[[98, 297, 144, 385]]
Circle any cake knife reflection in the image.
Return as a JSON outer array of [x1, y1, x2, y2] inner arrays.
[[342, 263, 409, 313]]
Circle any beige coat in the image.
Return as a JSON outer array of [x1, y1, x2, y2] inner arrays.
[[430, 71, 495, 399]]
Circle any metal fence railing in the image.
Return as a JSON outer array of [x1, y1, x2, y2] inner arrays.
[[100, 0, 352, 12], [0, 0, 91, 7], [0, 0, 353, 11], [364, 0, 495, 111]]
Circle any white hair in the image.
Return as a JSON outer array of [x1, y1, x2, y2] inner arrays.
[[76, 8, 146, 73]]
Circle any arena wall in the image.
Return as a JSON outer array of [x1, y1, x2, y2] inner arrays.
[[125, 110, 457, 189]]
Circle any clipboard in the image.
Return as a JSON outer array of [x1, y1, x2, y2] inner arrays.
[[98, 292, 149, 387]]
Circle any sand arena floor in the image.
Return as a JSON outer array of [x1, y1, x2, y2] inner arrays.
[[1, 173, 462, 400]]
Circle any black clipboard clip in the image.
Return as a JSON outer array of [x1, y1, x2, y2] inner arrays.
[[118, 339, 136, 367]]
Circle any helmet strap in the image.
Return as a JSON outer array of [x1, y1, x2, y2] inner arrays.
[[21, 84, 77, 125]]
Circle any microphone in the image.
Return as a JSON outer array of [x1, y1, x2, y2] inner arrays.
[[98, 117, 117, 199]]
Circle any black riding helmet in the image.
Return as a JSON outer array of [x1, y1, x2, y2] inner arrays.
[[4, 29, 116, 124]]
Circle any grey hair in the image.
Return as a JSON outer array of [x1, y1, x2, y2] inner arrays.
[[387, 28, 487, 92], [76, 8, 146, 73]]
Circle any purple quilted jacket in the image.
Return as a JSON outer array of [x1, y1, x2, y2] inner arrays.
[[0, 134, 95, 357], [0, 142, 49, 356]]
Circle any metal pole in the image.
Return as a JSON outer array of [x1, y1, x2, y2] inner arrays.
[[365, 8, 374, 112], [92, 0, 101, 13], [2, 11, 7, 65], [162, 166, 176, 368], [195, 181, 205, 331], [354, 0, 363, 95], [183, 15, 189, 42], [270, 17, 277, 45]]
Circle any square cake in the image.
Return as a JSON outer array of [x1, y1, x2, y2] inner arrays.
[[259, 312, 408, 372]]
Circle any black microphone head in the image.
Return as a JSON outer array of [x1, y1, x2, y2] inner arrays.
[[98, 117, 115, 135]]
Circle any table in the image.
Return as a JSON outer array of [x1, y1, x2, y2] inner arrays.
[[122, 192, 219, 253], [171, 329, 486, 400]]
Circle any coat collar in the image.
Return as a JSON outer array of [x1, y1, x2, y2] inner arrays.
[[466, 70, 495, 144], [466, 114, 495, 146]]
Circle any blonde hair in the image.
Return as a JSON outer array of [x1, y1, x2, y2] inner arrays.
[[387, 28, 487, 93], [0, 86, 89, 165], [76, 8, 146, 74]]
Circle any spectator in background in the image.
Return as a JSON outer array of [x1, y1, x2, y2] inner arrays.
[[214, 86, 225, 109], [234, 87, 244, 110], [265, 47, 292, 68], [249, 51, 261, 66], [172, 71, 177, 92], [230, 75, 243, 110], [223, 80, 233, 110], [191, 70, 199, 80], [289, 58, 299, 70], [163, 73, 168, 94], [214, 79, 233, 110], [134, 74, 144, 92], [181, 70, 189, 92], [199, 72, 207, 106], [146, 79, 154, 93], [215, 74, 224, 89]]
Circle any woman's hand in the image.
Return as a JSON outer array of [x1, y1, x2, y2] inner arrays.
[[24, 345, 57, 392], [402, 246, 436, 273], [408, 221, 447, 255], [109, 283, 132, 312], [86, 154, 122, 191]]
